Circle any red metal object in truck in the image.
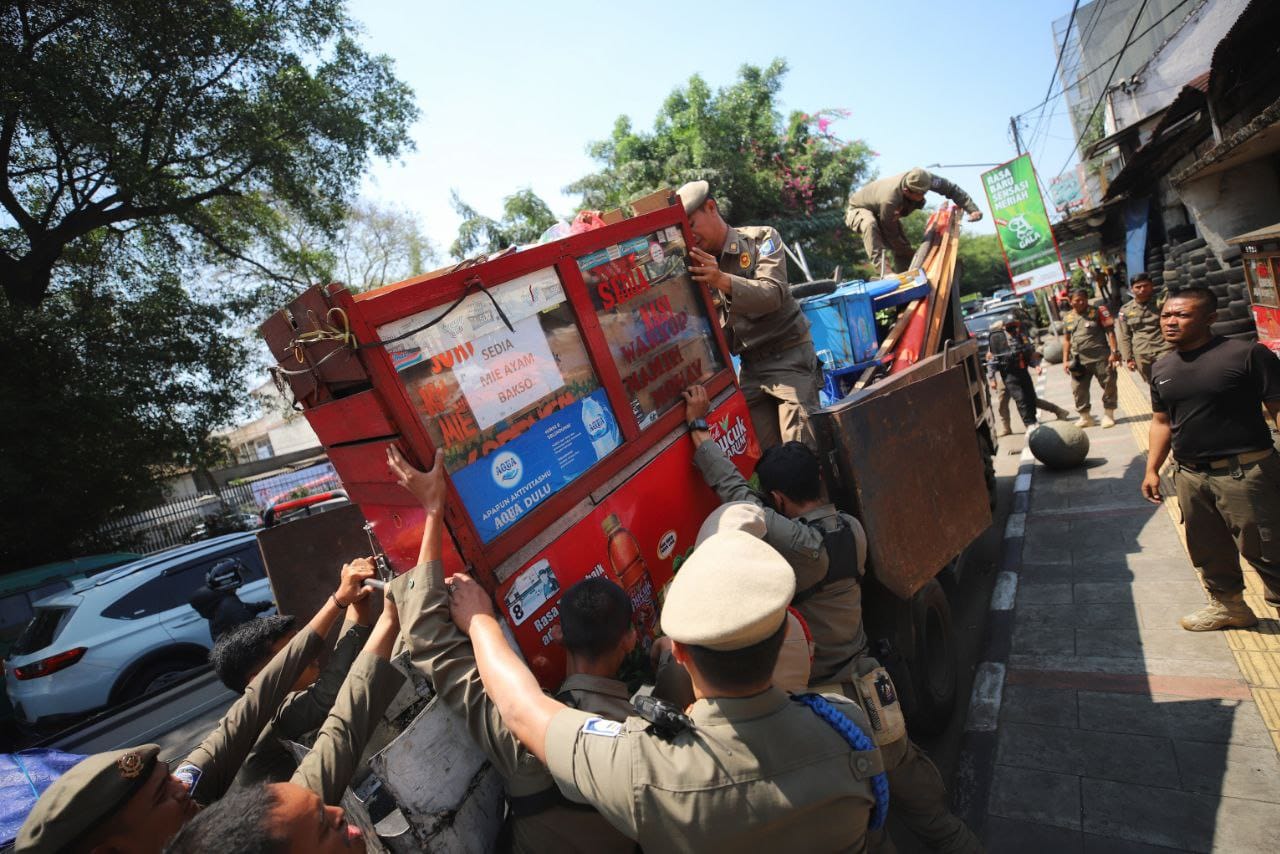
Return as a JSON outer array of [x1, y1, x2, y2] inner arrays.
[[260, 205, 759, 687], [1229, 224, 1280, 356]]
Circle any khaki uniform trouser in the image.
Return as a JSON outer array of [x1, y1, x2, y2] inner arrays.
[[848, 208, 910, 276], [1133, 352, 1161, 384], [1070, 358, 1117, 413], [739, 339, 823, 452], [818, 672, 982, 854], [1173, 452, 1280, 607]]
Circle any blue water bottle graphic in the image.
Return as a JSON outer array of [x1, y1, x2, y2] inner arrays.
[[581, 393, 620, 459]]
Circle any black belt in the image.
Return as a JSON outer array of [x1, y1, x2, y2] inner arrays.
[[507, 785, 596, 817], [1174, 449, 1274, 475]]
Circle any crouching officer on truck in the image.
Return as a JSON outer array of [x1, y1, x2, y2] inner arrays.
[[683, 386, 984, 854], [448, 528, 885, 851], [677, 179, 822, 451]]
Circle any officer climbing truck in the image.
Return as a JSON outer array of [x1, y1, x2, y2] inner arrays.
[[256, 198, 995, 849]]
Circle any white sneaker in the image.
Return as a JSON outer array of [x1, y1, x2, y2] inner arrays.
[[1075, 413, 1097, 428], [1101, 410, 1116, 429]]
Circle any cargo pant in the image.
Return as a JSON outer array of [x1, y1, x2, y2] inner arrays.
[[1173, 453, 1280, 607], [823, 661, 982, 854], [1071, 358, 1116, 413], [739, 340, 823, 452], [1133, 351, 1164, 385], [848, 208, 911, 276]]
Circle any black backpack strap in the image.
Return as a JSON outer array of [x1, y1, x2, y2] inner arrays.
[[794, 515, 862, 603]]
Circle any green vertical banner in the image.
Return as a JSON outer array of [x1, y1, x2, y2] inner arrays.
[[981, 155, 1066, 294]]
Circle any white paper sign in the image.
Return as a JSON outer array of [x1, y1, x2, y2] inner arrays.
[[376, 267, 566, 367], [453, 315, 564, 429]]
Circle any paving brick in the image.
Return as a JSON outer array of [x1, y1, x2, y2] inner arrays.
[[1013, 622, 1076, 656], [1073, 581, 1205, 605], [1207, 792, 1280, 853], [1081, 778, 1218, 851], [1000, 685, 1078, 728], [1172, 739, 1280, 802], [1020, 583, 1075, 605], [984, 816, 1083, 854], [996, 723, 1179, 788], [1081, 834, 1193, 853], [989, 766, 1081, 831], [1074, 628, 1235, 664]]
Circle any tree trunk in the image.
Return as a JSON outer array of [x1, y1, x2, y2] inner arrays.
[[0, 247, 60, 309]]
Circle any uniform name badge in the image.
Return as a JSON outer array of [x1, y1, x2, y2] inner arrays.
[[581, 717, 623, 738]]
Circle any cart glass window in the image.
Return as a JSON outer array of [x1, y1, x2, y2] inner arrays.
[[578, 227, 725, 429], [377, 268, 622, 542]]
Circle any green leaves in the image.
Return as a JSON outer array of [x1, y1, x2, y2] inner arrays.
[[565, 60, 875, 281]]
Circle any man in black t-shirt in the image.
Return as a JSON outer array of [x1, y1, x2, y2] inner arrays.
[[1142, 287, 1280, 630]]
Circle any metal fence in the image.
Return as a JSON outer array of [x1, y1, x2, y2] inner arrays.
[[98, 482, 259, 555]]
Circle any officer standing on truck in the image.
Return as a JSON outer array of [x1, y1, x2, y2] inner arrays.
[[1116, 272, 1171, 385], [1061, 288, 1120, 428], [844, 168, 983, 276], [677, 180, 822, 450], [988, 315, 1070, 436], [682, 386, 983, 854]]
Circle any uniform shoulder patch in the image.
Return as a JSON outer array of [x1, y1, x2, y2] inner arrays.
[[172, 762, 202, 794], [760, 236, 776, 255], [739, 252, 751, 269], [581, 717, 624, 738]]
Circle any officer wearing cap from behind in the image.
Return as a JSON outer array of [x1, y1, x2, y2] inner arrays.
[[677, 179, 821, 450], [1117, 272, 1172, 385], [844, 168, 983, 276], [448, 531, 884, 852]]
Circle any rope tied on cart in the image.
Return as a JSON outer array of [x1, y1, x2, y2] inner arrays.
[[357, 275, 515, 350], [792, 692, 890, 830]]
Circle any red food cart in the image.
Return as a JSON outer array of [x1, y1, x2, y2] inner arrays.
[[260, 205, 759, 687], [1228, 222, 1280, 355]]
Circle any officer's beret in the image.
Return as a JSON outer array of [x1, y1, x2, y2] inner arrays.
[[903, 168, 932, 194], [661, 531, 795, 651], [15, 744, 160, 853], [677, 180, 710, 215], [695, 501, 767, 547]]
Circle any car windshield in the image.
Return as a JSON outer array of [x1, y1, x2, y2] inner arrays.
[[12, 606, 73, 656]]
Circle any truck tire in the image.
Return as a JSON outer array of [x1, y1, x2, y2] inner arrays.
[[1228, 299, 1249, 319], [112, 651, 207, 704], [1211, 318, 1255, 336], [904, 579, 958, 736]]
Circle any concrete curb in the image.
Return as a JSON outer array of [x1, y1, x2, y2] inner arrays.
[[953, 444, 1035, 832]]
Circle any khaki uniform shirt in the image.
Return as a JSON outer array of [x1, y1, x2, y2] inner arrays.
[[291, 650, 404, 805], [693, 441, 870, 685], [1062, 307, 1114, 364], [545, 688, 880, 853], [714, 225, 809, 360], [1117, 298, 1170, 361], [389, 560, 634, 854], [182, 626, 325, 804], [236, 620, 373, 787], [844, 171, 980, 259]]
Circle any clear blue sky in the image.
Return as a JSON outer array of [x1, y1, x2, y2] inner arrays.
[[348, 0, 1082, 258]]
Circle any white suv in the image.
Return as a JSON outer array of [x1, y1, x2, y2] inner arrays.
[[5, 532, 274, 725]]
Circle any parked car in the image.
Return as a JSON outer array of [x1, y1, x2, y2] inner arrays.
[[3, 532, 273, 725], [0, 553, 142, 659]]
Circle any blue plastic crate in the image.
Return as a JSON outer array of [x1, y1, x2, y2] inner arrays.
[[801, 285, 879, 370]]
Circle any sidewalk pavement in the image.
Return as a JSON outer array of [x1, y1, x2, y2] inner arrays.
[[962, 362, 1280, 853]]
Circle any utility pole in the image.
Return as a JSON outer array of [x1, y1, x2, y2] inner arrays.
[[1009, 116, 1023, 155]]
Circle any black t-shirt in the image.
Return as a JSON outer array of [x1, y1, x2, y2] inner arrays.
[[1150, 337, 1280, 461]]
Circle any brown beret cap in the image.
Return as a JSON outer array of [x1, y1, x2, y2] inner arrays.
[[15, 744, 160, 853]]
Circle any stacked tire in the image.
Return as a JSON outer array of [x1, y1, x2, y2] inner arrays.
[[1156, 231, 1255, 341]]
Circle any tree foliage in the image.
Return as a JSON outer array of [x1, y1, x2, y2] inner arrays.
[[0, 0, 418, 309], [956, 232, 1012, 296], [0, 231, 250, 567], [450, 189, 557, 259], [566, 60, 875, 279], [0, 1, 418, 566], [239, 198, 436, 296]]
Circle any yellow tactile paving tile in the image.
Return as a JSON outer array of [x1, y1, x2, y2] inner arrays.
[[1234, 650, 1280, 688], [1255, 687, 1280, 730]]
